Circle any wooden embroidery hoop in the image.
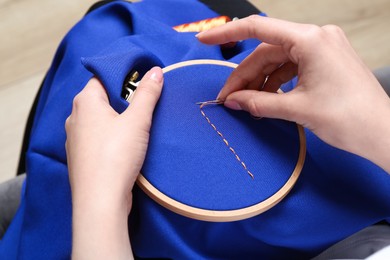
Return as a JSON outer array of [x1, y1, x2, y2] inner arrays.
[[136, 59, 306, 222]]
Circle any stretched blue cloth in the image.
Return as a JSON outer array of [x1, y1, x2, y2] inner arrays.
[[1, 1, 389, 259]]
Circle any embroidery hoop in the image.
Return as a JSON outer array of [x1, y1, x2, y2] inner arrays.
[[137, 59, 306, 222]]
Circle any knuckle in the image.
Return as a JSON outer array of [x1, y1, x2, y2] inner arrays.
[[295, 24, 333, 54], [247, 97, 262, 117], [246, 15, 261, 38], [72, 92, 84, 107], [64, 116, 71, 132], [71, 86, 103, 109], [322, 24, 344, 35], [301, 24, 322, 42], [247, 14, 260, 23], [322, 24, 347, 42]]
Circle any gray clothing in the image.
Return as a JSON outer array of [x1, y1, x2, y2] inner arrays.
[[0, 174, 25, 239], [374, 66, 390, 96]]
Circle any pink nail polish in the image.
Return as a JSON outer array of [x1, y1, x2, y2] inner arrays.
[[195, 31, 206, 38], [149, 67, 163, 83], [216, 91, 222, 100]]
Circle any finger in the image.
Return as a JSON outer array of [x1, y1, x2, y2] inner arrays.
[[71, 77, 115, 118], [262, 62, 298, 93], [197, 15, 300, 46], [223, 89, 298, 122], [123, 67, 164, 121], [244, 44, 290, 91], [80, 77, 110, 103], [217, 44, 289, 100]]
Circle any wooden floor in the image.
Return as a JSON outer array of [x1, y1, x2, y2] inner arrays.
[[1, 0, 389, 183]]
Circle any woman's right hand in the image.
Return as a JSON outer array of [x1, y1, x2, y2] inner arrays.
[[197, 16, 390, 173]]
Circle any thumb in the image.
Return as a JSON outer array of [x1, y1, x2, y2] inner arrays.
[[122, 67, 164, 121], [224, 90, 297, 122]]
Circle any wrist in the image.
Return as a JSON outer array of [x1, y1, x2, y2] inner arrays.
[[350, 103, 390, 174], [70, 168, 135, 211], [72, 190, 133, 259], [71, 184, 132, 215]]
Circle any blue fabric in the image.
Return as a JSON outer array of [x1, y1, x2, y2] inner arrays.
[[143, 64, 301, 210], [1, 0, 389, 259]]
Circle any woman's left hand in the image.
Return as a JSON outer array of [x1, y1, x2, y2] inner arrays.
[[65, 67, 163, 260]]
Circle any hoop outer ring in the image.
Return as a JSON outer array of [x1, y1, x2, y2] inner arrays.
[[136, 59, 306, 222]]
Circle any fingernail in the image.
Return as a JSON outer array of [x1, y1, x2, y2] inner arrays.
[[216, 91, 222, 100], [149, 67, 163, 83], [224, 100, 242, 110], [195, 30, 207, 38]]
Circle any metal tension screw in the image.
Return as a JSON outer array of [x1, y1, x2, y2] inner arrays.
[[121, 70, 140, 101]]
